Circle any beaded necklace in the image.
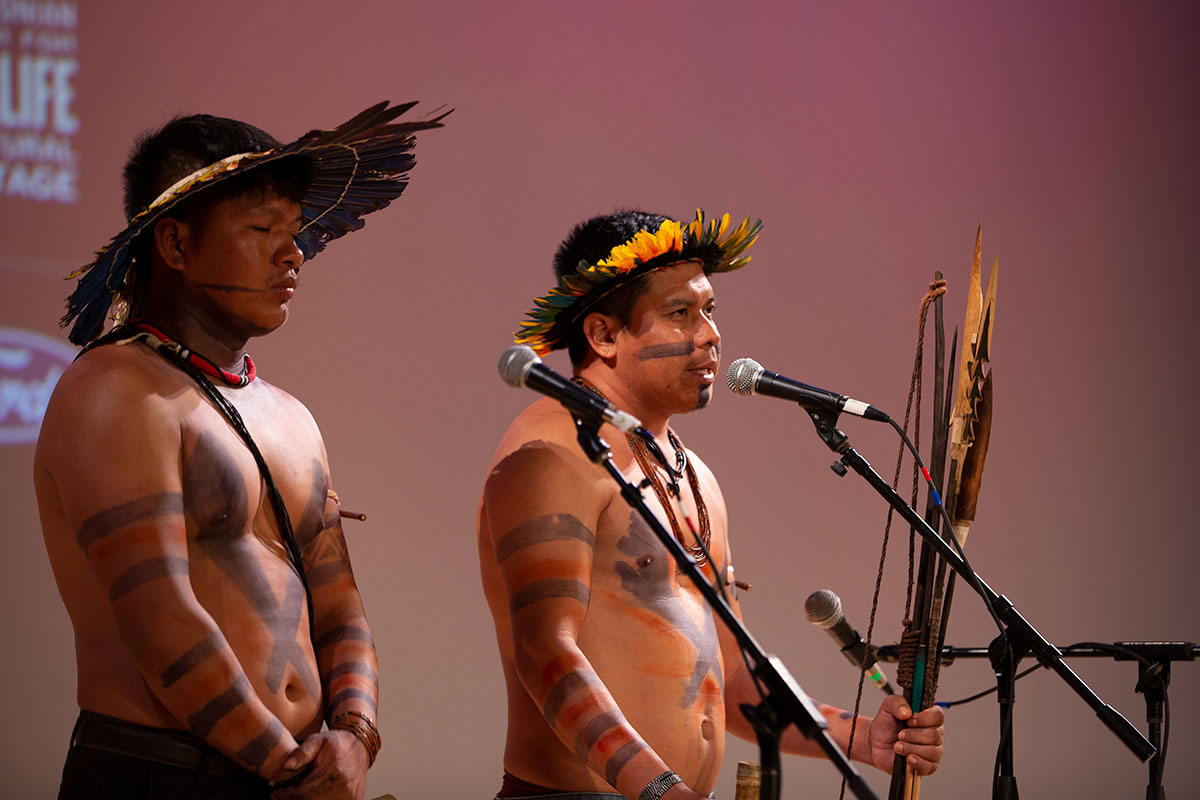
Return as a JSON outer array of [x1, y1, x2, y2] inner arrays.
[[131, 320, 256, 387], [573, 377, 712, 567]]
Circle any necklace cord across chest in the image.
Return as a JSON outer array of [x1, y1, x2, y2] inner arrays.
[[572, 377, 712, 568], [79, 325, 316, 643]]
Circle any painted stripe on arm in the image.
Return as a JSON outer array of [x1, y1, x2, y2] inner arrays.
[[108, 555, 189, 601], [160, 632, 224, 688], [327, 662, 379, 686], [543, 670, 602, 727], [494, 514, 595, 564], [187, 675, 252, 738], [329, 687, 378, 715], [75, 492, 184, 552], [509, 578, 590, 614], [314, 624, 374, 653], [604, 739, 644, 787], [235, 718, 285, 770], [573, 709, 623, 761]]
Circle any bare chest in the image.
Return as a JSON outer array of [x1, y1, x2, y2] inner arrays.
[[177, 384, 328, 552], [585, 485, 728, 711], [591, 468, 728, 607]]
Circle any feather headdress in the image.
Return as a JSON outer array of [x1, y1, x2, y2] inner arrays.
[[62, 100, 450, 345], [515, 209, 761, 355]]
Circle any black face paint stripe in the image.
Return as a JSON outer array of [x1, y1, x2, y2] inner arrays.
[[635, 341, 694, 361], [192, 282, 263, 293]]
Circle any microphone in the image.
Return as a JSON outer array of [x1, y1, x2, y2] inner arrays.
[[805, 589, 895, 695], [726, 358, 888, 422], [498, 346, 643, 434]]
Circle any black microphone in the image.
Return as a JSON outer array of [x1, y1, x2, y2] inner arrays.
[[726, 358, 888, 422], [498, 346, 643, 433], [805, 589, 896, 695]]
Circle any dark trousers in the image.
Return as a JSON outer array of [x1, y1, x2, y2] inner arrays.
[[58, 711, 271, 799]]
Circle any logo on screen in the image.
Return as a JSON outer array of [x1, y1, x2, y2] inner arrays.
[[0, 326, 75, 444]]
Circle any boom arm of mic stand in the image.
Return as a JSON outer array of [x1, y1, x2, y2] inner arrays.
[[807, 410, 1156, 763], [570, 415, 880, 800]]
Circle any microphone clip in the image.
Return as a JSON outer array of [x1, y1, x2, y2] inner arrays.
[[808, 407, 850, 455], [570, 412, 612, 465]]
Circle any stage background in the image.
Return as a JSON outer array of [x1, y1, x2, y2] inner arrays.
[[2, 1, 1197, 797]]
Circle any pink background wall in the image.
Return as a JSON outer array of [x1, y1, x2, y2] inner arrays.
[[3, 2, 1197, 796]]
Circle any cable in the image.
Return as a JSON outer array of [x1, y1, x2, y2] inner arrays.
[[935, 663, 1043, 708]]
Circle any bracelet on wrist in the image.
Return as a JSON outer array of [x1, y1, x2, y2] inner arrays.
[[331, 710, 381, 767], [639, 769, 682, 800]]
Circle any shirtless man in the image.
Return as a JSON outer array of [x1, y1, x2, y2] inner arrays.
[[478, 210, 945, 800], [36, 103, 440, 799]]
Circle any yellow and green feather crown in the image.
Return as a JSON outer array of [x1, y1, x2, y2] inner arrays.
[[515, 209, 761, 355]]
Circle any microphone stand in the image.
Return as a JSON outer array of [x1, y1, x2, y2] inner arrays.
[[569, 412, 879, 800], [875, 641, 1198, 800], [805, 407, 1156, 799]]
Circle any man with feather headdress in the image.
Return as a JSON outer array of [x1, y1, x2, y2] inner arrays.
[[477, 210, 944, 800], [35, 102, 444, 799]]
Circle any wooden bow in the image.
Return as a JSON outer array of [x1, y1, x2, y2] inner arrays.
[[887, 225, 997, 800]]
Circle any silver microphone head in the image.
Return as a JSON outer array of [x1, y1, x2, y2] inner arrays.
[[804, 589, 843, 629], [726, 357, 765, 396], [498, 345, 539, 389]]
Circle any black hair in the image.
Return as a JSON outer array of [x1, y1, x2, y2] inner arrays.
[[124, 113, 287, 218], [553, 209, 671, 365], [119, 114, 313, 313]]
